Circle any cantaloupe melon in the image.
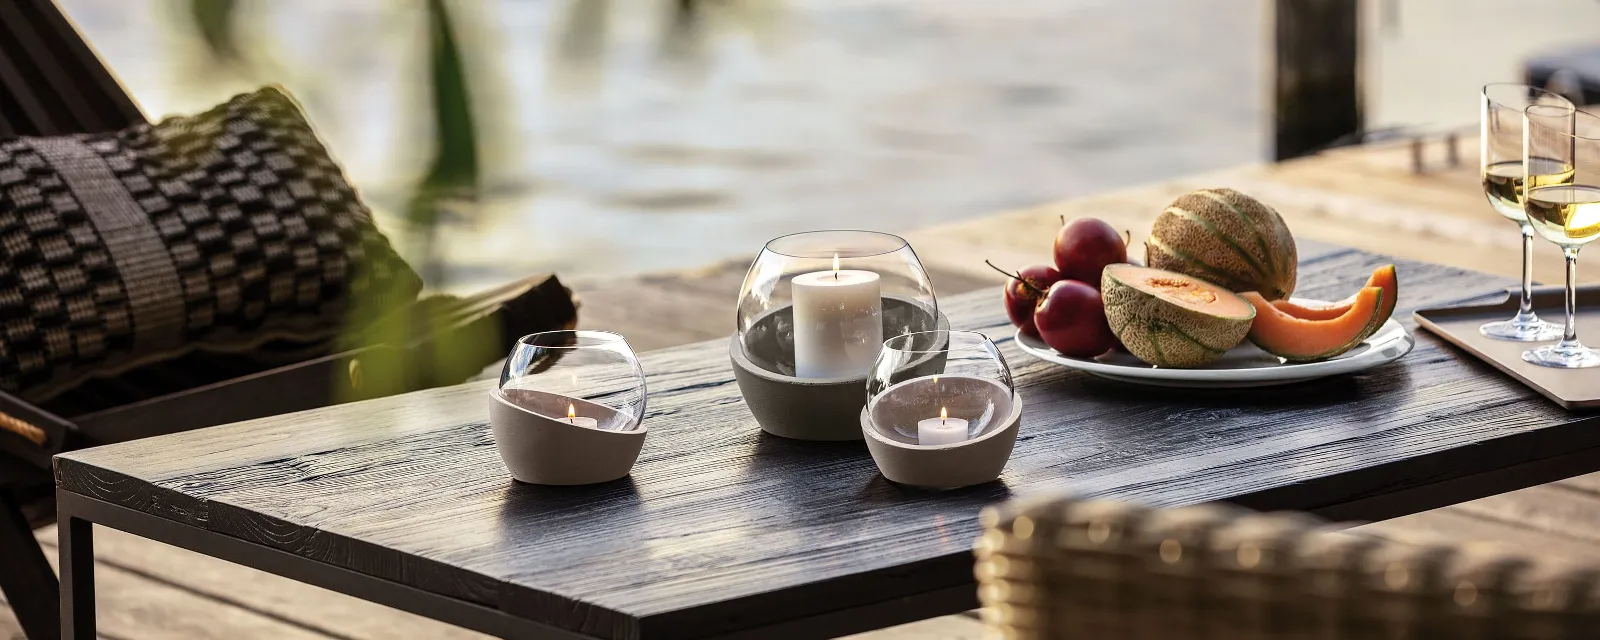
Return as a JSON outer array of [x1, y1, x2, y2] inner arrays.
[[1242, 287, 1384, 362], [1270, 264, 1397, 343], [1101, 264, 1256, 368], [1146, 188, 1298, 301]]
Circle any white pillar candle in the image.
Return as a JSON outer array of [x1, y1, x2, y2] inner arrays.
[[917, 407, 968, 446], [791, 257, 882, 378]]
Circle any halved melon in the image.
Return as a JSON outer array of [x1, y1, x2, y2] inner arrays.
[[1102, 264, 1256, 368], [1242, 286, 1384, 362]]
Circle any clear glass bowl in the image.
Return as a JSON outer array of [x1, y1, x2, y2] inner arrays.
[[498, 330, 646, 431], [736, 230, 938, 379], [866, 330, 1016, 446]]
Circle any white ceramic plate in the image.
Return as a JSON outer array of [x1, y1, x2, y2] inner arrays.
[[1013, 298, 1415, 388]]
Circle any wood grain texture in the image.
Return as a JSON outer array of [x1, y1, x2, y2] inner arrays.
[[54, 242, 1600, 639]]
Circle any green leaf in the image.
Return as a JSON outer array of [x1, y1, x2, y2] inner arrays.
[[188, 0, 242, 63], [414, 0, 479, 211]]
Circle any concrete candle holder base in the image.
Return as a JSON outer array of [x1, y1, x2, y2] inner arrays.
[[731, 299, 948, 441], [861, 386, 1022, 489], [489, 388, 646, 485]]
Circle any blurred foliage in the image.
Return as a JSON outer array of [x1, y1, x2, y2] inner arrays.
[[409, 0, 479, 286], [174, 0, 783, 398], [415, 0, 479, 209], [184, 0, 487, 399], [187, 0, 241, 63], [184, 0, 480, 231]]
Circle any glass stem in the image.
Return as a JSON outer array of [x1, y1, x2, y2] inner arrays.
[[1519, 224, 1537, 320], [1560, 246, 1581, 348]]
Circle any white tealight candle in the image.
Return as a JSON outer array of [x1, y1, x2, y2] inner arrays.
[[556, 402, 599, 430], [791, 254, 882, 378], [917, 407, 969, 446]]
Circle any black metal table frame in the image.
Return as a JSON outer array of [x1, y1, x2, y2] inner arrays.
[[53, 435, 1600, 638], [54, 490, 586, 640], [55, 489, 979, 639]]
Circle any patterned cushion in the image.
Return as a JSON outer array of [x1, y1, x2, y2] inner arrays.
[[0, 86, 421, 403]]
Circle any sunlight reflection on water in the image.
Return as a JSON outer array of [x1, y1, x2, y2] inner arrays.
[[62, 0, 1261, 291]]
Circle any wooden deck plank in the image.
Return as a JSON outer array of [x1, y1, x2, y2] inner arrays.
[[6, 526, 334, 640], [1554, 471, 1600, 496], [0, 598, 20, 640], [572, 259, 999, 352], [32, 524, 490, 640], [904, 154, 1591, 287], [1440, 483, 1600, 549], [840, 613, 986, 640], [1357, 498, 1600, 565]]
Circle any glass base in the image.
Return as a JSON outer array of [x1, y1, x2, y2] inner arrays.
[[1523, 344, 1600, 369], [1480, 316, 1565, 341]]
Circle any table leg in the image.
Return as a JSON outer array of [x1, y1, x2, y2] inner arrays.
[[0, 491, 59, 640], [58, 509, 95, 639]]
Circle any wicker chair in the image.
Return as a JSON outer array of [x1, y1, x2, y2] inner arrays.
[[975, 497, 1600, 639], [0, 2, 577, 638]]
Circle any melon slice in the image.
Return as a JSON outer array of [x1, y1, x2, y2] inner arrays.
[[1102, 264, 1256, 368], [1271, 265, 1398, 331], [1242, 287, 1384, 362]]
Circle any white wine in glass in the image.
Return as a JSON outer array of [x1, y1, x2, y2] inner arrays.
[[1522, 105, 1600, 369], [1483, 158, 1575, 220], [1478, 84, 1573, 341], [1525, 185, 1600, 247]]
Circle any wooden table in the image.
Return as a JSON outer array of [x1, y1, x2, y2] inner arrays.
[[53, 236, 1600, 639]]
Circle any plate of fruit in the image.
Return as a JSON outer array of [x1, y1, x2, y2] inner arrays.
[[1001, 188, 1413, 388]]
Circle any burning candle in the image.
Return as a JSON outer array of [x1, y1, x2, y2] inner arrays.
[[791, 253, 882, 378], [560, 402, 599, 430], [917, 406, 968, 446]]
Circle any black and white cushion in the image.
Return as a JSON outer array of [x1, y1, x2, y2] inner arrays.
[[0, 86, 421, 402]]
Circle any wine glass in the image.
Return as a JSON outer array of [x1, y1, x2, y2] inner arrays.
[[1479, 84, 1573, 341], [1522, 105, 1600, 368], [498, 330, 647, 431]]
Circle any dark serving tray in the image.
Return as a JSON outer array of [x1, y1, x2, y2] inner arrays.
[[1414, 284, 1600, 410]]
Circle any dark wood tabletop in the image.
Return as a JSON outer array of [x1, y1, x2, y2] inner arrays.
[[54, 242, 1600, 640]]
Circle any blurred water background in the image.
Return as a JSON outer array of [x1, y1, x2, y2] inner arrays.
[[56, 0, 1600, 292]]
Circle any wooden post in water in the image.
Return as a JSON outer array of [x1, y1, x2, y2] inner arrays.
[[1272, 0, 1362, 161]]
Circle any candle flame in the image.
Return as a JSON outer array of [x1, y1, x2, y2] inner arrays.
[[567, 403, 577, 423], [940, 406, 948, 424], [832, 252, 840, 277]]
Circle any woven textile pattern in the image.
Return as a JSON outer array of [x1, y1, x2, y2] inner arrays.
[[0, 87, 421, 402]]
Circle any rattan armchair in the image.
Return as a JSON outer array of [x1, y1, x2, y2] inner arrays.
[[0, 3, 579, 638], [975, 497, 1600, 639]]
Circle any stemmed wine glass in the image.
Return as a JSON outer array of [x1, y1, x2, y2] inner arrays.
[[1522, 105, 1600, 368], [1479, 84, 1573, 340]]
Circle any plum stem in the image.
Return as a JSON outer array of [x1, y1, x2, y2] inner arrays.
[[1122, 229, 1132, 247], [985, 259, 1047, 294]]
